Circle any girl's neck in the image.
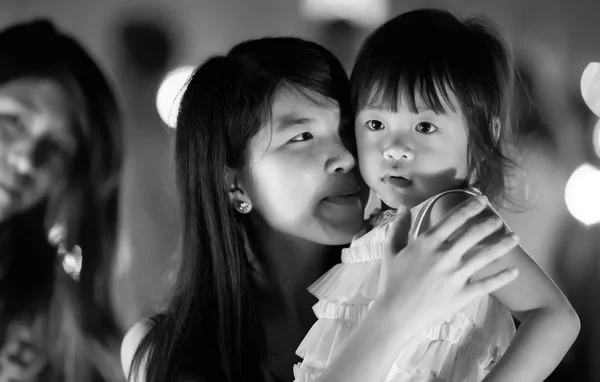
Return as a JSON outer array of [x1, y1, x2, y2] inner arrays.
[[378, 181, 473, 215]]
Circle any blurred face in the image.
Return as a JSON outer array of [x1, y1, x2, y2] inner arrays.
[[0, 78, 76, 223], [355, 91, 469, 209], [239, 88, 363, 245]]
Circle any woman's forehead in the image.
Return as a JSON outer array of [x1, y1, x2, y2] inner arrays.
[[271, 86, 340, 121]]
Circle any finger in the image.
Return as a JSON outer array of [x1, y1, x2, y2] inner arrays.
[[464, 267, 519, 298], [424, 196, 487, 246], [458, 233, 519, 278], [444, 214, 505, 263]]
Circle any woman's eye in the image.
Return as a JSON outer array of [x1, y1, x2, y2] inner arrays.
[[365, 120, 385, 131], [289, 132, 313, 142], [415, 121, 438, 134]]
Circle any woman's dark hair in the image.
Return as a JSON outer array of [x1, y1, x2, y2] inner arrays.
[[132, 36, 351, 381], [0, 19, 123, 381], [351, 8, 517, 205]]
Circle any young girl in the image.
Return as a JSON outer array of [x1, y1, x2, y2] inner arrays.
[[294, 9, 580, 382], [121, 36, 520, 382]]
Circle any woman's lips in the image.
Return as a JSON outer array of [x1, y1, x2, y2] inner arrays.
[[325, 192, 360, 205]]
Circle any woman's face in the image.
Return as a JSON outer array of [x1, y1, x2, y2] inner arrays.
[[0, 78, 76, 223], [239, 87, 364, 245]]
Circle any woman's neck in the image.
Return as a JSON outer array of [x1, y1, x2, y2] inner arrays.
[[248, 222, 338, 328], [249, 223, 340, 381]]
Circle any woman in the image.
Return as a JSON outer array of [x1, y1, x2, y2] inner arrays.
[[122, 36, 519, 382], [0, 20, 123, 381]]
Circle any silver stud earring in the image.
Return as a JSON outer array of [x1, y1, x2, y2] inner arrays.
[[235, 200, 252, 214]]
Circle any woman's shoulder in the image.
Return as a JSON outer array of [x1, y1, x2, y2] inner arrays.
[[121, 316, 159, 381]]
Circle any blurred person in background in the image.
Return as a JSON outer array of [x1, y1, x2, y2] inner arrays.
[[0, 19, 124, 382]]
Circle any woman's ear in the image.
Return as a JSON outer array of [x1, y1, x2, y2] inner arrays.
[[225, 166, 253, 214]]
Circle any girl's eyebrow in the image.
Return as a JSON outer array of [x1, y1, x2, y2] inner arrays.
[[417, 107, 444, 115], [361, 104, 445, 115], [360, 105, 390, 112]]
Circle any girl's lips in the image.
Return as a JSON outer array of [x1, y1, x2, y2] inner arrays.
[[383, 176, 413, 188]]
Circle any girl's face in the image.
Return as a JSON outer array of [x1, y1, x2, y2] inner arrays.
[[0, 78, 76, 223], [239, 88, 364, 245], [355, 91, 469, 209]]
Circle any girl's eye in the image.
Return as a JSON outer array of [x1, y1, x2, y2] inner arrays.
[[415, 121, 438, 134], [289, 132, 313, 142], [365, 120, 385, 131]]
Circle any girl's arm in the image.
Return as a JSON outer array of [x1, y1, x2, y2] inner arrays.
[[317, 197, 520, 382], [429, 193, 580, 382]]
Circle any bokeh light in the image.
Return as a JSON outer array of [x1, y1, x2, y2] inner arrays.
[[300, 0, 387, 27], [594, 118, 600, 159], [565, 163, 600, 226], [581, 62, 600, 117], [156, 65, 195, 128]]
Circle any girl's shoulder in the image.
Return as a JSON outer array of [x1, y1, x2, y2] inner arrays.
[[354, 188, 493, 245], [411, 187, 506, 240]]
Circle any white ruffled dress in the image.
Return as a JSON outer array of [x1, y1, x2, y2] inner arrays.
[[293, 189, 516, 382]]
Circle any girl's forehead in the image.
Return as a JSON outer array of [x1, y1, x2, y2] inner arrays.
[[360, 84, 461, 115]]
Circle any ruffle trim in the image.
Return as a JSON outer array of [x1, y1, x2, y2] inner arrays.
[[294, 297, 515, 382], [293, 363, 321, 382], [294, 188, 515, 382], [308, 254, 382, 303]]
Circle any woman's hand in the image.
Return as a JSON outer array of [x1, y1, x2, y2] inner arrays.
[[378, 195, 520, 332], [316, 196, 520, 382]]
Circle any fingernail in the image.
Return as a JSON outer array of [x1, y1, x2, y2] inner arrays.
[[510, 233, 520, 244]]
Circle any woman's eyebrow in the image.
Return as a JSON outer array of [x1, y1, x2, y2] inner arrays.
[[274, 114, 314, 132]]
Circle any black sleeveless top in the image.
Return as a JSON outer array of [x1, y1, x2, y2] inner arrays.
[[145, 315, 285, 382]]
